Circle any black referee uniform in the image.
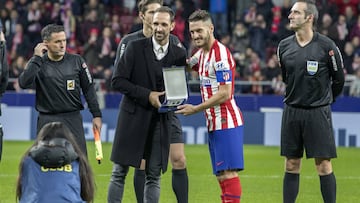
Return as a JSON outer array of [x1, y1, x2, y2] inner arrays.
[[19, 53, 102, 154], [277, 32, 345, 158]]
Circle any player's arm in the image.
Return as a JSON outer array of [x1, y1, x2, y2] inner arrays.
[[176, 83, 231, 115], [328, 44, 345, 100]]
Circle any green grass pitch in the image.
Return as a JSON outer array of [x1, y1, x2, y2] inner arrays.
[[0, 141, 359, 202]]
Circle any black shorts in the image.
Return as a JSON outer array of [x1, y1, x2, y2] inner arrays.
[[37, 111, 87, 155], [280, 104, 337, 159], [171, 114, 184, 144]]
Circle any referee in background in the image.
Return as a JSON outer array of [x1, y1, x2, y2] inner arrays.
[[18, 24, 102, 155], [277, 1, 345, 203]]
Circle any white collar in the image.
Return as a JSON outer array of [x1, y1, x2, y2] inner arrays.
[[152, 37, 169, 53]]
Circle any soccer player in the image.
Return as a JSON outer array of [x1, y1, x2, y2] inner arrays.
[[0, 29, 9, 162], [109, 1, 188, 203], [176, 10, 244, 203], [18, 24, 102, 155], [277, 1, 345, 202], [16, 122, 95, 202], [109, 6, 187, 203]]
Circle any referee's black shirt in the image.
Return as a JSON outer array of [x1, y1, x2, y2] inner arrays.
[[19, 53, 102, 118], [277, 32, 345, 108]]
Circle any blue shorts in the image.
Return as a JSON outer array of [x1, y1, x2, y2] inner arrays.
[[208, 126, 244, 175]]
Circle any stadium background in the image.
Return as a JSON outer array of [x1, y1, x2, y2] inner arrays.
[[1, 0, 360, 147]]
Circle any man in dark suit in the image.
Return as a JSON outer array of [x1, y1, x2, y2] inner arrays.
[[109, 6, 187, 203]]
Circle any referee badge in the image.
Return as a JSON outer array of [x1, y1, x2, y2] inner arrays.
[[306, 61, 318, 75], [67, 80, 75, 90]]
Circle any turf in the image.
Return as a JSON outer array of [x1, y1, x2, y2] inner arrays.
[[0, 141, 359, 203]]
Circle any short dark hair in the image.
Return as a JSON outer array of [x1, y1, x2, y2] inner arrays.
[[154, 6, 175, 22], [188, 9, 212, 23], [41, 24, 64, 41], [297, 0, 318, 25], [138, 0, 163, 13]]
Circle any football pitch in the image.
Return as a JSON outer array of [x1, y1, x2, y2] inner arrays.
[[0, 141, 359, 203]]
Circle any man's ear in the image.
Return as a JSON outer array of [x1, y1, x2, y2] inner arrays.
[[139, 13, 145, 20], [170, 21, 175, 31]]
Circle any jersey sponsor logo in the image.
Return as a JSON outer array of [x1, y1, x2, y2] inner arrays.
[[200, 79, 211, 87], [67, 80, 75, 90], [215, 61, 227, 70], [306, 61, 318, 75]]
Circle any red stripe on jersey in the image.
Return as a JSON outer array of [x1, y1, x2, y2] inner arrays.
[[227, 100, 238, 127]]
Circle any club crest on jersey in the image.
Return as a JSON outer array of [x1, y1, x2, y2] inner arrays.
[[67, 80, 75, 90], [306, 61, 318, 75], [223, 72, 230, 81]]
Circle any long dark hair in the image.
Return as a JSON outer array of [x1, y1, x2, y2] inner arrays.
[[16, 122, 95, 202]]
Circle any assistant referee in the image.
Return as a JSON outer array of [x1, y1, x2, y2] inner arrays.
[[19, 24, 102, 155]]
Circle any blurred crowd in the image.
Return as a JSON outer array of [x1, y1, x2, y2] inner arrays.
[[1, 0, 360, 96]]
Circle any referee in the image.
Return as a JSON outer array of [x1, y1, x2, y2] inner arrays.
[[277, 1, 344, 203], [18, 24, 102, 155]]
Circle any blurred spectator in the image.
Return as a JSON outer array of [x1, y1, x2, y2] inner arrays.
[[343, 41, 355, 74], [344, 5, 357, 31], [83, 0, 106, 22], [27, 1, 42, 47], [255, 0, 274, 30], [107, 14, 122, 44], [5, 9, 20, 38], [82, 28, 100, 69], [7, 55, 26, 91], [263, 54, 281, 94], [319, 13, 338, 38], [209, 0, 228, 36], [352, 53, 360, 71], [249, 14, 269, 60], [243, 4, 257, 27], [7, 23, 31, 61], [172, 0, 186, 44], [78, 9, 102, 44], [349, 68, 360, 97], [61, 8, 77, 40], [334, 14, 349, 51], [97, 26, 117, 69], [231, 21, 250, 53], [349, 15, 360, 41]]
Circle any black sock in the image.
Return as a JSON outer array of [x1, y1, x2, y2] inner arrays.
[[134, 168, 145, 203], [283, 172, 299, 203], [320, 172, 336, 203], [172, 168, 189, 203]]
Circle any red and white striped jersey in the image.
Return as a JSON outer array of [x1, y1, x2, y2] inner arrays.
[[190, 40, 244, 132]]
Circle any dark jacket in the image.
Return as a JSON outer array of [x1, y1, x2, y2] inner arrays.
[[111, 37, 186, 172]]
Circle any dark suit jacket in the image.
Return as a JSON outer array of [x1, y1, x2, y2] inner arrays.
[[111, 37, 187, 172]]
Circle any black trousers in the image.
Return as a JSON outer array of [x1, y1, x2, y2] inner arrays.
[[37, 111, 87, 155]]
